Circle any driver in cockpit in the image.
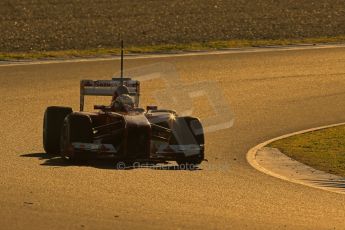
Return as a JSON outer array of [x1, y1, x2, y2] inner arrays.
[[111, 94, 134, 112], [111, 85, 135, 112]]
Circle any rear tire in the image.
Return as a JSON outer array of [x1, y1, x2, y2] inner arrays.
[[60, 113, 93, 161], [43, 106, 73, 154]]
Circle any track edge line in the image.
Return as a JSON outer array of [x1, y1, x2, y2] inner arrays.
[[246, 122, 345, 194]]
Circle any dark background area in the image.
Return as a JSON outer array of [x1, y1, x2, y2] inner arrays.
[[1, 0, 345, 52]]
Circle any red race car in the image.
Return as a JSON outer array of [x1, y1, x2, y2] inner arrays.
[[43, 45, 205, 167]]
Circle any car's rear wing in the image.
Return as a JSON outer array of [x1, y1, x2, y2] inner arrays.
[[80, 78, 140, 111]]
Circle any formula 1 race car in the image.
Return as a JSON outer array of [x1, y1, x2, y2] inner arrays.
[[43, 44, 205, 167]]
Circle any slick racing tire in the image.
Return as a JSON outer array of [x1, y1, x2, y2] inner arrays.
[[60, 113, 93, 161], [43, 106, 73, 154], [172, 116, 205, 167]]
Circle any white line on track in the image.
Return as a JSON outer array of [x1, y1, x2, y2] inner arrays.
[[1, 43, 345, 67]]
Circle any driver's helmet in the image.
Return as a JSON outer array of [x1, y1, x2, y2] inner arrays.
[[112, 94, 134, 112], [112, 85, 130, 101]]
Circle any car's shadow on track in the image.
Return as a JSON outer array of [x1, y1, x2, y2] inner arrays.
[[20, 153, 201, 171]]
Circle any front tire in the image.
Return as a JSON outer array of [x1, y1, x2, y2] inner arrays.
[[60, 113, 93, 161], [172, 117, 205, 167], [43, 106, 73, 154]]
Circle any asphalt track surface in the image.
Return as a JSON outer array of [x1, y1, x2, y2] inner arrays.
[[1, 47, 345, 229]]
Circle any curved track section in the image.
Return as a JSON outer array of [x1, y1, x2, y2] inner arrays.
[[247, 122, 345, 195], [1, 47, 345, 229]]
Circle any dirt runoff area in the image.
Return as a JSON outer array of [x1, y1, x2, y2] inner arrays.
[[1, 0, 345, 52]]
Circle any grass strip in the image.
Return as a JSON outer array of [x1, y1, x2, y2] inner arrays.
[[1, 36, 345, 61]]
